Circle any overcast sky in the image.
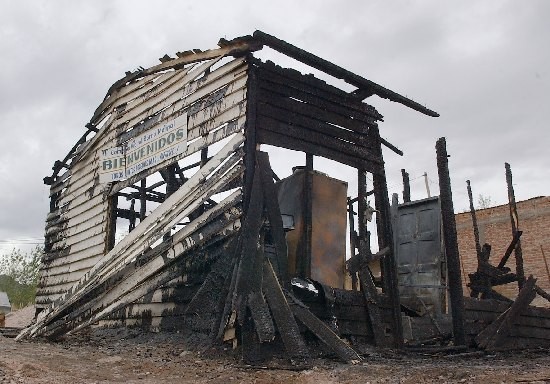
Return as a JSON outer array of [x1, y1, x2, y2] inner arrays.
[[0, 0, 548, 254]]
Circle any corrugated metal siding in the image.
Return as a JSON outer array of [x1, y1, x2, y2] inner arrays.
[[37, 55, 249, 328]]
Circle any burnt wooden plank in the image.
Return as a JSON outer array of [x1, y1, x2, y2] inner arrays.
[[45, 218, 242, 338], [234, 161, 264, 322], [476, 276, 537, 350], [254, 58, 381, 119], [256, 127, 382, 174], [257, 151, 290, 287], [463, 297, 511, 313], [248, 290, 275, 343], [289, 301, 361, 363], [253, 30, 439, 117], [258, 87, 369, 134], [371, 125, 403, 348], [258, 101, 375, 152], [263, 259, 311, 365], [256, 70, 378, 126], [436, 137, 465, 346]]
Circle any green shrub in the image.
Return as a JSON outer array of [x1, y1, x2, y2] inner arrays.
[[0, 246, 43, 309]]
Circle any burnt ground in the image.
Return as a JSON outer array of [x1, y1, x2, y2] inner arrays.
[[1, 327, 550, 384]]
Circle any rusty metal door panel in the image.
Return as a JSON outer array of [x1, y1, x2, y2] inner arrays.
[[277, 170, 347, 288], [394, 197, 444, 314]]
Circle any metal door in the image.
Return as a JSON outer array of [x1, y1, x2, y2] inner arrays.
[[393, 197, 444, 315]]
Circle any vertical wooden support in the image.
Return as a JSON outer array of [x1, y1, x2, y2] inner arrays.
[[302, 153, 313, 278], [139, 178, 146, 222], [357, 170, 368, 263], [244, 58, 258, 212], [200, 147, 209, 167], [435, 137, 465, 346], [401, 169, 411, 203], [505, 162, 525, 290], [466, 180, 482, 259], [347, 197, 358, 290], [370, 125, 403, 349], [106, 194, 118, 252], [163, 164, 179, 242], [128, 199, 136, 232], [257, 152, 290, 288]]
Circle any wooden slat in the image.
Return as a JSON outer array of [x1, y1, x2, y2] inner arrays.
[[115, 57, 243, 132], [63, 219, 242, 337], [259, 101, 374, 150], [257, 72, 378, 128], [257, 127, 381, 174], [255, 59, 381, 118], [22, 133, 247, 341], [289, 302, 361, 363], [90, 69, 183, 127], [258, 88, 368, 133], [39, 254, 101, 277], [257, 114, 381, 164]]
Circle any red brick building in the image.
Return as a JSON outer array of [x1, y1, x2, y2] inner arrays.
[[456, 196, 550, 307]]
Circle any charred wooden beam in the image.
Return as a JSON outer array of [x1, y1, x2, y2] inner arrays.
[[435, 137, 465, 346], [252, 30, 439, 117], [263, 259, 311, 367], [253, 58, 382, 120], [302, 154, 313, 279], [256, 128, 382, 174], [139, 179, 146, 221], [347, 198, 358, 290], [371, 125, 403, 348], [288, 298, 361, 363], [505, 162, 525, 290], [476, 275, 537, 350], [244, 57, 258, 210], [257, 152, 290, 287], [466, 180, 482, 260], [497, 231, 523, 270], [401, 169, 411, 203]]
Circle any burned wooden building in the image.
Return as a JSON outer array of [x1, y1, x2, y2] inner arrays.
[[20, 31, 550, 363]]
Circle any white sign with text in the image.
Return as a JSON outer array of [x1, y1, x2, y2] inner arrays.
[[99, 113, 188, 183]]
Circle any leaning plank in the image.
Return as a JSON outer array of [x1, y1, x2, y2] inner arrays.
[[18, 133, 244, 340], [289, 300, 361, 364], [41, 188, 242, 338], [476, 275, 537, 350], [69, 222, 242, 336], [358, 263, 391, 348], [41, 216, 241, 339], [257, 152, 289, 287], [262, 258, 311, 365]]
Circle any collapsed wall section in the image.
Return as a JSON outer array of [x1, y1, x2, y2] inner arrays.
[[38, 50, 250, 321]]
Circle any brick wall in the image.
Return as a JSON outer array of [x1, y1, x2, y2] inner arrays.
[[455, 196, 550, 307]]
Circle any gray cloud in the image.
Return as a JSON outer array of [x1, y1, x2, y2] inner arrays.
[[0, 0, 548, 251]]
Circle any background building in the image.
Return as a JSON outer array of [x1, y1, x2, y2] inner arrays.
[[456, 196, 550, 307]]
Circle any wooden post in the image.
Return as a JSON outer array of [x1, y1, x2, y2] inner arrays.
[[505, 162, 525, 290], [401, 169, 411, 203], [244, 58, 258, 212], [139, 178, 146, 222], [107, 195, 118, 251], [301, 153, 313, 278], [466, 180, 482, 259], [371, 125, 403, 349], [435, 137, 465, 346], [348, 197, 358, 290]]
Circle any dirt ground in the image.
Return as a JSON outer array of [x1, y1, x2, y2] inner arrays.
[[1, 307, 550, 383]]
